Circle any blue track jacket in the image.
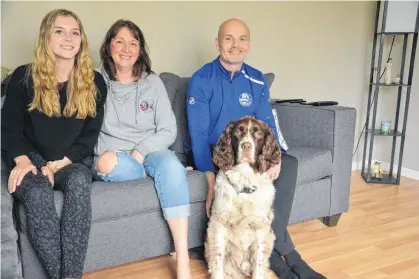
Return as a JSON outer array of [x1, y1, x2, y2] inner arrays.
[[186, 57, 282, 173]]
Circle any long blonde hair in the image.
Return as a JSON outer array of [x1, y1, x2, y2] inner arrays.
[[28, 9, 97, 119]]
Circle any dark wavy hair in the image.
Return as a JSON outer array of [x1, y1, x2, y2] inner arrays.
[[99, 19, 152, 81]]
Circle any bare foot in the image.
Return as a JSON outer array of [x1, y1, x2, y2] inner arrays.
[[177, 255, 191, 279]]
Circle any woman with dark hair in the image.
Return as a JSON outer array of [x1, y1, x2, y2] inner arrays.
[[93, 20, 191, 279]]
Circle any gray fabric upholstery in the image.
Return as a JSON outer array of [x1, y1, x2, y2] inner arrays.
[[18, 202, 208, 278], [3, 71, 356, 278], [289, 178, 331, 224], [1, 160, 23, 279], [264, 73, 275, 88], [160, 73, 189, 164], [286, 147, 332, 185], [275, 103, 356, 216], [17, 171, 207, 232]]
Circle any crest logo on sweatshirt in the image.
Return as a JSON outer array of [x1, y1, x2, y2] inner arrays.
[[239, 93, 252, 107], [140, 101, 151, 111], [189, 97, 195, 105]]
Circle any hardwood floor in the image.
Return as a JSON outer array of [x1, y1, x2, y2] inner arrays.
[[83, 171, 419, 279]]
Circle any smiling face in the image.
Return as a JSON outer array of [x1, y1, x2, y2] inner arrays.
[[110, 26, 140, 72], [216, 19, 251, 66], [49, 15, 81, 60]]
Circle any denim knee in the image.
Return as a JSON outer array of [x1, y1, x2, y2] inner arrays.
[[94, 151, 146, 182]]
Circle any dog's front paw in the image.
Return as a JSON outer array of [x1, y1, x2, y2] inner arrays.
[[210, 269, 225, 279], [252, 270, 268, 279]]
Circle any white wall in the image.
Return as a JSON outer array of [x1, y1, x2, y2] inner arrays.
[[1, 1, 417, 178]]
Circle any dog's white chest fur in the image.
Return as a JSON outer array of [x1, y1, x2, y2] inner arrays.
[[205, 163, 276, 279]]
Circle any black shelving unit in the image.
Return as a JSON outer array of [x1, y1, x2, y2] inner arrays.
[[361, 1, 419, 185]]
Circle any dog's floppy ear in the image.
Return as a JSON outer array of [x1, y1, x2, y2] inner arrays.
[[213, 122, 235, 172], [257, 124, 281, 173]]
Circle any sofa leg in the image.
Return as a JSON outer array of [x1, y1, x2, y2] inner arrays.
[[322, 214, 341, 227]]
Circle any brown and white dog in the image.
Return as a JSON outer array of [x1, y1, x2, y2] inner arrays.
[[205, 116, 282, 279]]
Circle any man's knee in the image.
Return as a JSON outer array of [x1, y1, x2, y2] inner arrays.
[[281, 154, 298, 174], [96, 151, 118, 174]]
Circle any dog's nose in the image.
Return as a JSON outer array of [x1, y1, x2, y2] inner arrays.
[[242, 142, 251, 150]]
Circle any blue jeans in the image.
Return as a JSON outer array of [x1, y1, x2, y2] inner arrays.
[[93, 150, 190, 220]]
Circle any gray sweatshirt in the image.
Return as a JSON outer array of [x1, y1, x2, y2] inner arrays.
[[94, 66, 177, 157]]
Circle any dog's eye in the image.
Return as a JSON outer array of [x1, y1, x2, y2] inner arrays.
[[254, 131, 262, 139], [236, 129, 243, 136]]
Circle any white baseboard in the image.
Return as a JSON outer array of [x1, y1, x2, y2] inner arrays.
[[352, 161, 362, 171], [352, 160, 419, 181]]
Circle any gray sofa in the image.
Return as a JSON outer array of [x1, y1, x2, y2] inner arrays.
[[1, 72, 356, 279]]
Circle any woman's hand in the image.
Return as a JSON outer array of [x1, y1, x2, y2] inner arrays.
[[47, 156, 72, 173], [131, 150, 145, 164], [205, 172, 216, 218], [8, 155, 37, 193], [41, 164, 55, 186]]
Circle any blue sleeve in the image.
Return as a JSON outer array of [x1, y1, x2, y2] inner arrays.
[[254, 77, 286, 153], [187, 75, 216, 173]]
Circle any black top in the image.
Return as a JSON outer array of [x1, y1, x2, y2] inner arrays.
[[1, 64, 107, 168]]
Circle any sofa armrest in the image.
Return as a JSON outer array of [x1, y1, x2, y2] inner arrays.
[[274, 103, 357, 215], [1, 161, 23, 279]]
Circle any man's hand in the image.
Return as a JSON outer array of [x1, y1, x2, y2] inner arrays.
[[8, 155, 37, 193], [131, 150, 145, 164], [205, 171, 216, 218], [41, 165, 55, 186], [267, 161, 281, 180]]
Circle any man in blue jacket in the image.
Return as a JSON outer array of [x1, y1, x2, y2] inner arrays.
[[186, 18, 326, 279]]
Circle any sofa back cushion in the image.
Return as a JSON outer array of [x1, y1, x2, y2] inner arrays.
[[159, 72, 275, 164]]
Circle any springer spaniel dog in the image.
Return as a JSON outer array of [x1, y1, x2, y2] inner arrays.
[[205, 116, 282, 279]]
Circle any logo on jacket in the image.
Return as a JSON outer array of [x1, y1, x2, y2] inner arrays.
[[140, 101, 152, 111], [239, 93, 252, 107], [189, 97, 195, 105]]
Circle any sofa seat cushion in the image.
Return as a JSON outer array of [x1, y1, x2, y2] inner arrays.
[[17, 170, 208, 233], [286, 147, 332, 185]]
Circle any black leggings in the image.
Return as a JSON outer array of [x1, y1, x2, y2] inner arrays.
[[12, 154, 92, 279]]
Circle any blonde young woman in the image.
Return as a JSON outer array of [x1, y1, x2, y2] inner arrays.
[[1, 9, 107, 279]]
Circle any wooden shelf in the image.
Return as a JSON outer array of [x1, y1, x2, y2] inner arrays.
[[377, 32, 416, 36], [371, 83, 410, 87], [367, 129, 403, 137], [362, 172, 398, 185]]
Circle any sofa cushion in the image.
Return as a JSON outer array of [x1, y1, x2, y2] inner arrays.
[[160, 72, 276, 164], [16, 170, 208, 233], [160, 73, 190, 164], [286, 147, 332, 185]]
